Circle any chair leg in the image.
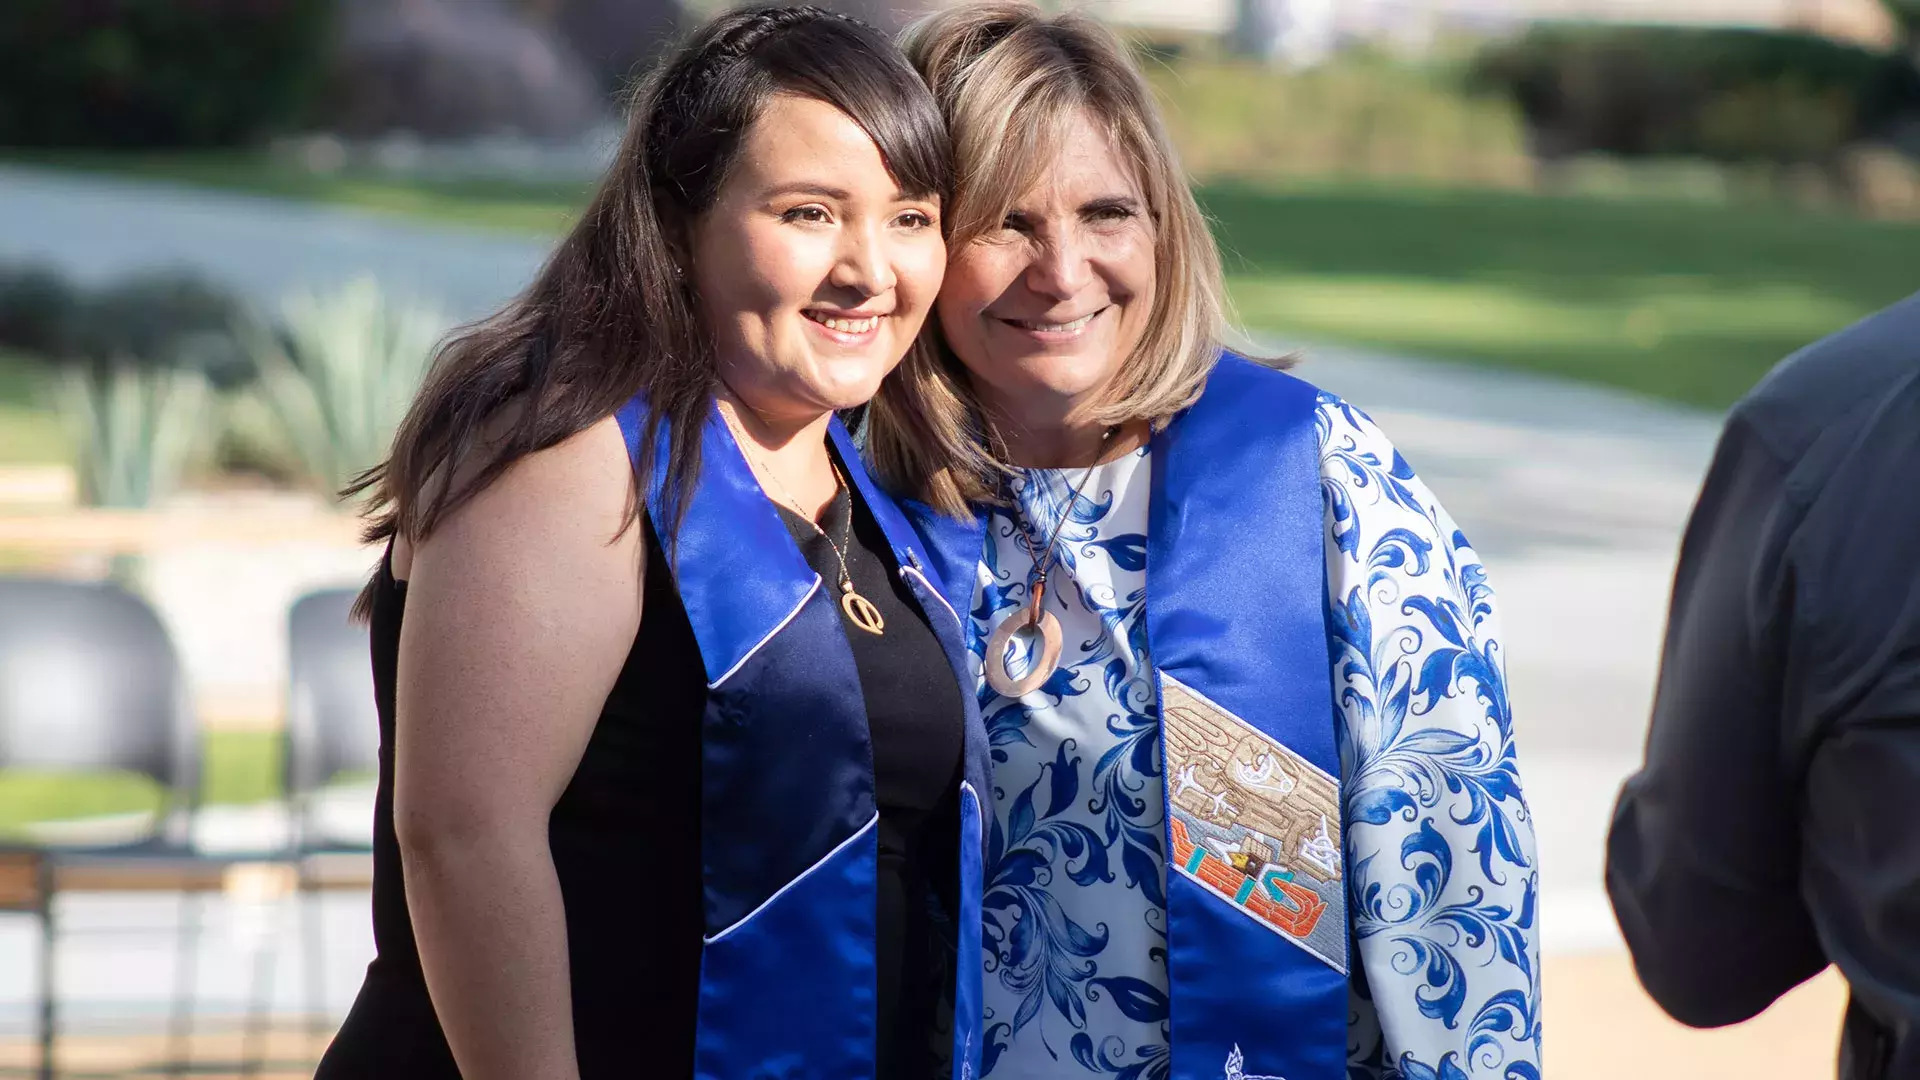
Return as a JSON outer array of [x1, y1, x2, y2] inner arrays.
[[165, 890, 203, 1078], [35, 859, 54, 1080], [240, 918, 278, 1079], [301, 870, 328, 1039]]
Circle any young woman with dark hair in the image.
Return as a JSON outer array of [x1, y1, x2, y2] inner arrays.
[[315, 8, 989, 1078]]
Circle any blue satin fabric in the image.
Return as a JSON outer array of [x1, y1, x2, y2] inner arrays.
[[898, 356, 1347, 1080], [615, 397, 988, 1080], [952, 782, 986, 1074], [697, 817, 880, 1079], [1146, 357, 1345, 1080], [618, 398, 819, 688]]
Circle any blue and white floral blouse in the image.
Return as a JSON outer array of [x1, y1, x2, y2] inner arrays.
[[969, 395, 1541, 1080]]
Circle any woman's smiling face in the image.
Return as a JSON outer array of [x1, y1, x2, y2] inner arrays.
[[692, 93, 946, 425], [934, 110, 1156, 434]]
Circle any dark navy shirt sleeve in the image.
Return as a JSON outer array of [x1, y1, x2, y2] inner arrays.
[[1608, 294, 1920, 1061], [1605, 409, 1829, 1027]]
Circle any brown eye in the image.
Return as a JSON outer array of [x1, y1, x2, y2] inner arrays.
[[781, 206, 831, 224]]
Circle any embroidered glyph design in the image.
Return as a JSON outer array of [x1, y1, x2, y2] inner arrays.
[[1162, 672, 1348, 972], [1233, 752, 1297, 796], [1299, 814, 1339, 876], [1225, 1044, 1287, 1080]]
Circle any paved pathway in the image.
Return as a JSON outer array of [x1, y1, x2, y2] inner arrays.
[[0, 165, 549, 321], [4, 167, 1831, 1072]]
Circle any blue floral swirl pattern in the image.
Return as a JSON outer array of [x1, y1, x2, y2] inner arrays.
[[974, 447, 1165, 1079], [969, 400, 1541, 1079], [1327, 397, 1541, 1080]]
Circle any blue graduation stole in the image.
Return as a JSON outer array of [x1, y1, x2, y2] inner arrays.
[[615, 396, 990, 1080], [905, 356, 1346, 1080]]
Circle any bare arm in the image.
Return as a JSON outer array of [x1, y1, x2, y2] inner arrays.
[[393, 416, 643, 1080]]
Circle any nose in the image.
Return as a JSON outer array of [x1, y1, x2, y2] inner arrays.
[[828, 220, 897, 299], [1022, 230, 1092, 303]]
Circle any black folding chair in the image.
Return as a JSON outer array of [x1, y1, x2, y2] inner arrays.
[[0, 576, 231, 1080], [236, 587, 377, 1066], [283, 588, 379, 852]]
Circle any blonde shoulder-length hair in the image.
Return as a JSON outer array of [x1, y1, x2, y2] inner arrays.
[[865, 1, 1234, 517]]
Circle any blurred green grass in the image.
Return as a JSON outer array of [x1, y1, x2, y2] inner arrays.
[[0, 350, 62, 463], [2, 149, 590, 235], [5, 152, 1920, 414], [0, 729, 283, 838], [1208, 181, 1920, 407], [1145, 48, 1533, 188]]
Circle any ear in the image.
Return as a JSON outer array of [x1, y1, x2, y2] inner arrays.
[[663, 230, 694, 279]]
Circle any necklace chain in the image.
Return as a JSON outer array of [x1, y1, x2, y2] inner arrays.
[[1013, 426, 1117, 624], [720, 404, 883, 634], [721, 405, 857, 589]]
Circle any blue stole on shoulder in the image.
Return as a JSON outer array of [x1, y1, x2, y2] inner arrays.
[[614, 396, 989, 1080], [904, 356, 1346, 1080]]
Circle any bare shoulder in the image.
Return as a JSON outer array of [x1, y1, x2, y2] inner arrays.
[[466, 413, 635, 532], [393, 415, 638, 582], [393, 413, 642, 825]]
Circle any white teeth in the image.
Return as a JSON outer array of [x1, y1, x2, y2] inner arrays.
[[1022, 312, 1097, 333], [810, 313, 881, 334]]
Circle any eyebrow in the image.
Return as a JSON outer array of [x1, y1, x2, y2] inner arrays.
[[762, 181, 934, 205], [1003, 194, 1143, 224], [763, 182, 853, 201]]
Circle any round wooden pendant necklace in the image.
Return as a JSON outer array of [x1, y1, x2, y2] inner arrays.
[[985, 427, 1116, 698], [727, 410, 885, 636]]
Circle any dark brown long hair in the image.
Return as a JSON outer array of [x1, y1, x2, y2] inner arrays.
[[347, 4, 950, 611]]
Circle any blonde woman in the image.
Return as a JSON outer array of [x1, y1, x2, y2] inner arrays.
[[868, 5, 1542, 1078]]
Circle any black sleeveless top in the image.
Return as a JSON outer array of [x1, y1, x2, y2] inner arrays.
[[317, 457, 966, 1078]]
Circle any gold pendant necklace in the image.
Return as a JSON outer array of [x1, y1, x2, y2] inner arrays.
[[984, 427, 1115, 698], [725, 406, 885, 636], [822, 464, 886, 636]]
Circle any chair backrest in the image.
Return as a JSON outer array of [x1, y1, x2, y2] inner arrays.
[[0, 576, 198, 827], [283, 587, 379, 804]]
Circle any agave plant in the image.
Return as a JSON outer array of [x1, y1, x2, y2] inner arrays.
[[53, 361, 215, 509], [241, 278, 450, 499]]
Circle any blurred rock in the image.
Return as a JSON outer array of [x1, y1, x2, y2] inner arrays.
[[327, 0, 608, 140], [1843, 143, 1920, 218], [817, 0, 945, 35], [540, 0, 684, 95], [0, 262, 79, 360], [1231, 0, 1340, 69]]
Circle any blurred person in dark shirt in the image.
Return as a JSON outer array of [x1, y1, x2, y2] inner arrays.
[[1607, 291, 1920, 1079]]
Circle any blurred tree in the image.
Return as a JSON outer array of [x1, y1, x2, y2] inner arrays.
[[0, 264, 78, 362], [1884, 0, 1920, 55], [1470, 25, 1920, 168], [326, 0, 606, 139], [0, 0, 334, 148], [0, 264, 251, 389]]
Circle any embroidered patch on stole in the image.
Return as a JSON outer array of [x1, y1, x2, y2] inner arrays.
[[1161, 673, 1347, 973]]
